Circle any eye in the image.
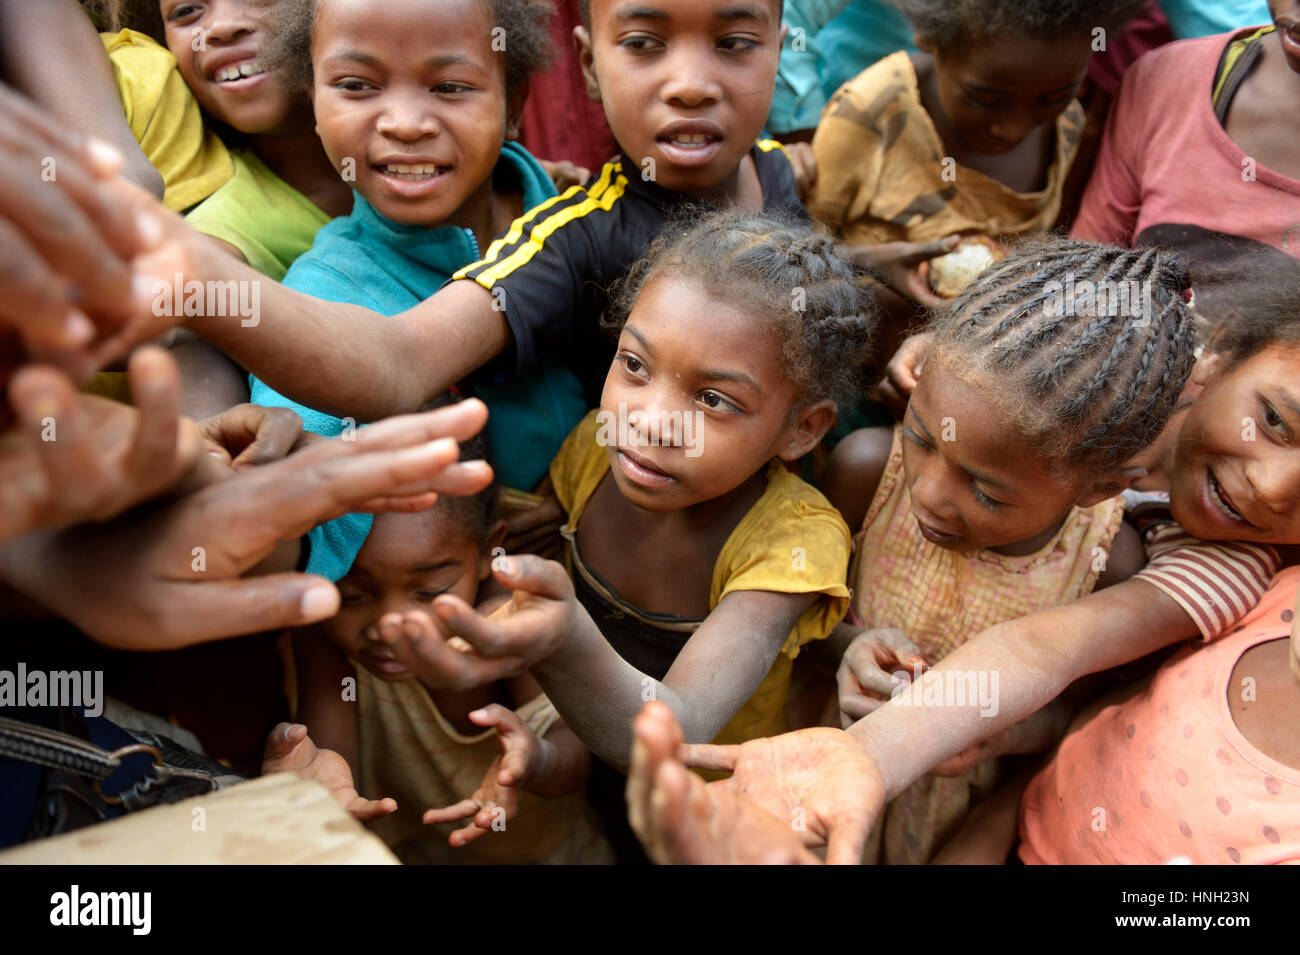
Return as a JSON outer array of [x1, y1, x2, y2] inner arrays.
[[414, 589, 447, 602], [971, 482, 1002, 512], [1260, 400, 1290, 440], [433, 82, 472, 95], [620, 35, 662, 53], [901, 425, 932, 452], [167, 3, 202, 23], [334, 77, 374, 93], [618, 353, 649, 379], [339, 593, 367, 606], [698, 390, 738, 414], [717, 36, 757, 53], [962, 90, 1003, 111]]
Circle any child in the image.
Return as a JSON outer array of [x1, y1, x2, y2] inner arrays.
[[820, 239, 1198, 863], [157, 0, 354, 278], [1073, 4, 1300, 328], [1018, 563, 1300, 864], [142, 0, 801, 423], [267, 422, 607, 864], [245, 0, 586, 582], [373, 211, 870, 860], [807, 0, 1146, 321]]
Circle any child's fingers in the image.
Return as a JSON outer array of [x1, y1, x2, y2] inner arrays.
[[423, 799, 479, 824], [158, 575, 341, 644], [839, 692, 883, 721], [227, 405, 305, 469], [448, 823, 490, 848], [678, 741, 738, 773], [490, 553, 573, 603], [126, 347, 200, 489], [823, 808, 873, 866], [347, 796, 398, 821], [0, 217, 98, 349], [357, 491, 440, 514]]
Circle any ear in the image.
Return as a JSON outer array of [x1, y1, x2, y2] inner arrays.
[[1074, 465, 1147, 508], [574, 26, 602, 104], [778, 22, 789, 45], [505, 78, 530, 141], [914, 31, 936, 54], [1188, 345, 1224, 388], [477, 519, 509, 582], [777, 401, 837, 463]]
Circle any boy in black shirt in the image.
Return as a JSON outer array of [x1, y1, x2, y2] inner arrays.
[[163, 0, 800, 415]]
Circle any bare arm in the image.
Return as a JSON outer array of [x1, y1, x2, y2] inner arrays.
[[0, 0, 163, 199], [847, 578, 1198, 800], [531, 590, 815, 771], [293, 628, 361, 772]]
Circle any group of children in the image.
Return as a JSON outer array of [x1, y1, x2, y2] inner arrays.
[[1, 0, 1298, 864]]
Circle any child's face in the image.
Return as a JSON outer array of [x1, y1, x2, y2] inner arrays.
[[310, 0, 511, 226], [576, 0, 782, 195], [599, 273, 818, 512], [1167, 345, 1300, 545], [160, 0, 302, 134], [321, 509, 487, 681], [900, 358, 1111, 553], [1270, 1, 1300, 74], [922, 31, 1090, 155]]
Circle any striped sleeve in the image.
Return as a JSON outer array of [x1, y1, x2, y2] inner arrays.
[[1133, 523, 1282, 641]]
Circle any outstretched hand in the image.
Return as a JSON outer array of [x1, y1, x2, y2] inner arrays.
[[262, 722, 397, 821], [422, 704, 539, 847], [626, 702, 883, 865]]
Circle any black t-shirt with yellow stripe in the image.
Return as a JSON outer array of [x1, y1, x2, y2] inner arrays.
[[452, 140, 803, 403]]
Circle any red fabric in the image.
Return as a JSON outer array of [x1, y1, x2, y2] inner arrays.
[[1087, 0, 1175, 97], [518, 0, 618, 173]]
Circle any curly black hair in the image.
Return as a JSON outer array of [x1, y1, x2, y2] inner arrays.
[[926, 239, 1198, 478], [890, 0, 1149, 49], [609, 209, 878, 412], [264, 0, 553, 94], [416, 393, 500, 546]]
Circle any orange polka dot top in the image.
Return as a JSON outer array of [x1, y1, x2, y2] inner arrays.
[[1019, 566, 1300, 864]]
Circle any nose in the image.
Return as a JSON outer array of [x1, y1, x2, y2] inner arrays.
[[628, 389, 685, 448], [362, 621, 384, 645], [910, 459, 963, 525], [1244, 451, 1300, 516], [376, 91, 441, 142], [202, 0, 257, 45], [659, 44, 722, 108], [986, 110, 1034, 147]]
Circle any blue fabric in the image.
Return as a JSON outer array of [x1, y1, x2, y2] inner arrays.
[[251, 141, 587, 581], [769, 0, 915, 133], [1160, 0, 1270, 39]]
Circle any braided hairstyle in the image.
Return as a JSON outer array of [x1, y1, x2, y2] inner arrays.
[[890, 0, 1149, 49], [927, 240, 1198, 478], [609, 210, 877, 412]]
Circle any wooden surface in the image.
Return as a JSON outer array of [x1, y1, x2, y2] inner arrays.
[[0, 773, 399, 865]]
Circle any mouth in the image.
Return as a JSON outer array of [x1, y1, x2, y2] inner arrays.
[[913, 513, 964, 546], [654, 122, 725, 167], [370, 161, 454, 199], [615, 447, 676, 489], [364, 654, 409, 677], [1277, 17, 1300, 56], [1205, 468, 1252, 526], [373, 162, 452, 181], [208, 58, 268, 86]]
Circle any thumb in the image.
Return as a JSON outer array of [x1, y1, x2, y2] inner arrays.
[[904, 234, 961, 264], [491, 553, 573, 601], [262, 722, 309, 764], [470, 702, 524, 736]]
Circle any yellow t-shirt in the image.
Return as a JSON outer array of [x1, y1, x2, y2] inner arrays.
[[809, 51, 1086, 246], [549, 410, 851, 744], [185, 149, 333, 280], [101, 29, 233, 213]]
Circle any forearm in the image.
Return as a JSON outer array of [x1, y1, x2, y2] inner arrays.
[[848, 581, 1197, 800], [525, 724, 590, 798], [0, 0, 163, 199]]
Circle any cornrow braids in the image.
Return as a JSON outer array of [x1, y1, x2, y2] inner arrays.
[[890, 0, 1148, 49], [609, 210, 877, 412], [927, 239, 1198, 478], [264, 0, 554, 94]]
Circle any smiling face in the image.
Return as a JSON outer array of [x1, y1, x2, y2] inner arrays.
[[1167, 346, 1300, 545], [575, 0, 782, 196], [600, 273, 818, 512], [900, 357, 1121, 554], [310, 0, 511, 227], [921, 30, 1091, 155], [160, 0, 303, 133], [321, 508, 487, 681]]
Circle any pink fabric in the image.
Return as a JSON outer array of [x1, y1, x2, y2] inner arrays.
[[1072, 30, 1300, 254], [1019, 566, 1300, 865]]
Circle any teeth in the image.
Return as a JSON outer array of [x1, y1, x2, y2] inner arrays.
[[379, 164, 444, 179], [215, 61, 264, 82], [670, 133, 713, 147], [1209, 473, 1244, 521]]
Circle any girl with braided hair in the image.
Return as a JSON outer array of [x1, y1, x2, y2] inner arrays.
[[819, 238, 1198, 863]]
